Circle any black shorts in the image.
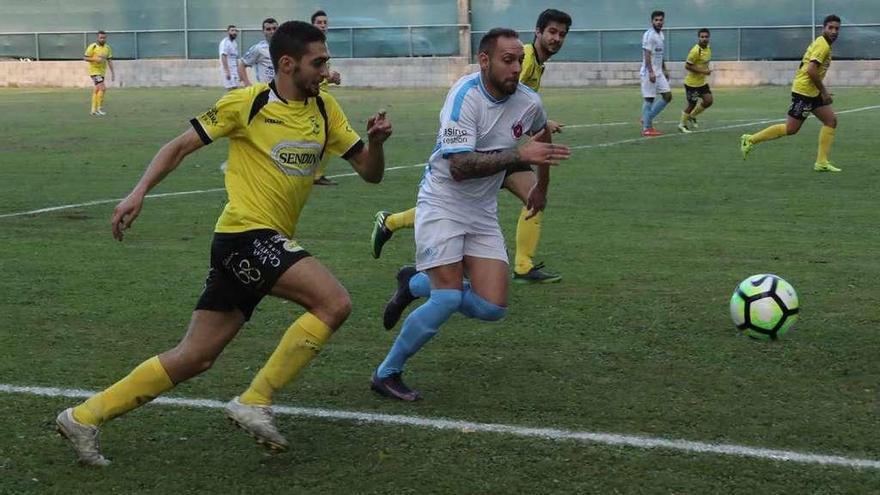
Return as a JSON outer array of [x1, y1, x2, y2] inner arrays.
[[195, 229, 311, 320], [787, 92, 827, 121], [684, 84, 711, 103], [90, 75, 105, 85], [504, 163, 533, 179]]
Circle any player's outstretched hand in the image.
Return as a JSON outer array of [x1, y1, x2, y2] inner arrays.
[[111, 193, 145, 241], [547, 119, 565, 134], [328, 70, 342, 85], [367, 110, 392, 144], [518, 129, 571, 167]]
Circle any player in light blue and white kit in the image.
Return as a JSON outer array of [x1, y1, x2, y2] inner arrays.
[[640, 10, 672, 136], [370, 28, 571, 401], [239, 18, 278, 86], [218, 25, 240, 90]]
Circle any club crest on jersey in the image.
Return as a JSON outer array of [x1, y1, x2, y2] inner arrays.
[[512, 121, 524, 138], [270, 140, 322, 176]]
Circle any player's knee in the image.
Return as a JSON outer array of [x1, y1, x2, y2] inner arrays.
[[318, 290, 352, 328], [663, 93, 672, 103], [430, 289, 463, 314], [173, 349, 219, 379], [702, 97, 713, 107], [827, 116, 838, 128], [459, 289, 507, 322]]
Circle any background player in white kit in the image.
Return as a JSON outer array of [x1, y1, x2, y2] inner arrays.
[[640, 11, 671, 136], [219, 25, 240, 90], [370, 28, 571, 401], [239, 18, 278, 86]]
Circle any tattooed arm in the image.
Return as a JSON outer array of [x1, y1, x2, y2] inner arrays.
[[448, 149, 524, 181], [447, 128, 571, 182]]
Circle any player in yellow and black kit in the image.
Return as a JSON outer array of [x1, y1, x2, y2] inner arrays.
[[55, 21, 393, 467], [311, 9, 343, 185], [370, 9, 572, 284], [84, 31, 114, 116], [678, 29, 713, 133], [741, 15, 842, 172]]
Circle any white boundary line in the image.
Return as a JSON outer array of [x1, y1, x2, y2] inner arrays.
[[2, 383, 879, 470], [2, 105, 877, 220]]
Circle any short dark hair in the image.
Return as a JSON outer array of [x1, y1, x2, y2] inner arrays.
[[227, 25, 236, 30], [478, 28, 521, 56], [97, 30, 106, 35], [698, 28, 710, 36], [536, 9, 572, 32], [651, 10, 665, 20], [823, 14, 841, 26], [262, 18, 278, 29], [311, 10, 327, 24], [270, 20, 326, 68]]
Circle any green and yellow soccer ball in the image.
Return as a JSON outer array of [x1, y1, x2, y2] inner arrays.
[[729, 274, 800, 340]]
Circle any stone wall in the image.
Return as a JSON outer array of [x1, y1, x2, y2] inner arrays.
[[1, 58, 877, 88]]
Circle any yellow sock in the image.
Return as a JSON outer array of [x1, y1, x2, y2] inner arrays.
[[239, 313, 332, 406], [72, 356, 174, 426], [90, 91, 98, 113], [96, 90, 105, 110], [817, 125, 836, 163], [514, 207, 542, 275], [385, 207, 416, 232], [680, 111, 690, 125], [690, 102, 706, 118], [750, 123, 787, 144]]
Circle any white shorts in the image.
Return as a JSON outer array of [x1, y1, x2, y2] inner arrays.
[[222, 72, 240, 89], [414, 210, 508, 272], [640, 71, 671, 98]]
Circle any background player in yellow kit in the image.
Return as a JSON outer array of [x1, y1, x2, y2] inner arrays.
[[678, 29, 713, 133], [55, 20, 393, 466], [84, 31, 114, 116], [370, 9, 572, 284], [741, 15, 842, 172]]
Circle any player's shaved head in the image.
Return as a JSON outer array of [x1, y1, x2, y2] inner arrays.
[[270, 20, 326, 68], [478, 28, 524, 97], [479, 28, 521, 57]]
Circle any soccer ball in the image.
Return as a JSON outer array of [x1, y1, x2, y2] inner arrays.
[[729, 274, 799, 340]]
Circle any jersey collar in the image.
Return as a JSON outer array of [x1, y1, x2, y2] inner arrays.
[[530, 43, 546, 66], [268, 80, 288, 104]]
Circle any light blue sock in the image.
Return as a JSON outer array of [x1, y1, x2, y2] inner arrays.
[[649, 97, 669, 122], [376, 289, 461, 378], [642, 100, 653, 130], [408, 271, 431, 298], [459, 288, 507, 322]]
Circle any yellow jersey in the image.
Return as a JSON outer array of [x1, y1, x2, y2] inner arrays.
[[84, 42, 112, 76], [792, 36, 832, 97], [190, 81, 362, 237], [520, 43, 545, 92], [684, 43, 711, 87]]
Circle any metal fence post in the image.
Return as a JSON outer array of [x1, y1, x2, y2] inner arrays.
[[134, 31, 139, 59], [34, 33, 40, 60], [598, 30, 603, 62], [83, 32, 88, 52], [811, 0, 816, 39], [737, 28, 741, 61], [349, 28, 354, 58], [183, 0, 189, 59], [408, 26, 414, 56]]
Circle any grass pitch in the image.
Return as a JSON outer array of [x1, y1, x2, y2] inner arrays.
[[1, 85, 879, 493]]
